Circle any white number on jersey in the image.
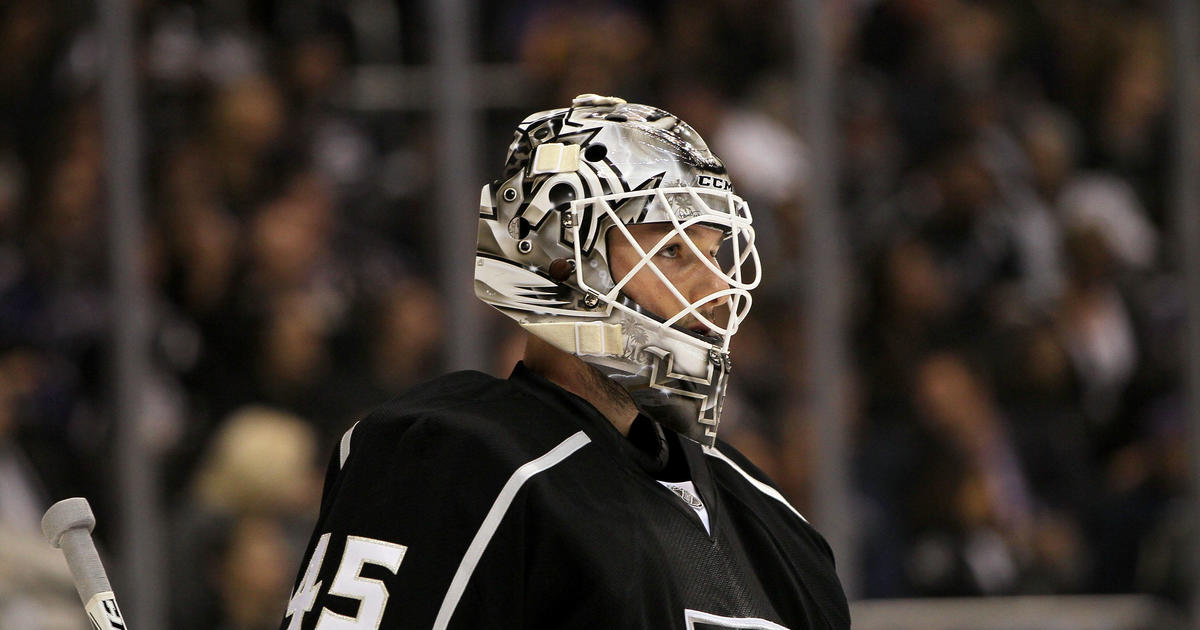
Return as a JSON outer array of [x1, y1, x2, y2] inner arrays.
[[283, 534, 408, 630], [285, 533, 331, 630]]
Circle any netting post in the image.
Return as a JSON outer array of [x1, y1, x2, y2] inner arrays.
[[1170, 0, 1200, 624], [99, 0, 167, 626], [429, 0, 486, 371], [792, 0, 858, 597]]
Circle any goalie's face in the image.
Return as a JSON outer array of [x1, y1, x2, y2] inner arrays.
[[607, 223, 731, 338]]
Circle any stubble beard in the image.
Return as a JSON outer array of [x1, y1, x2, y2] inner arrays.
[[580, 359, 638, 416]]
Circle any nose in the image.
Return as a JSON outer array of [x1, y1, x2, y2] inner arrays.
[[688, 263, 730, 312]]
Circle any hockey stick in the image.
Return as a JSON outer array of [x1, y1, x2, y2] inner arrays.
[[42, 497, 129, 630]]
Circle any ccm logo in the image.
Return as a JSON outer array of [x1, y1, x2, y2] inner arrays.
[[696, 175, 732, 191]]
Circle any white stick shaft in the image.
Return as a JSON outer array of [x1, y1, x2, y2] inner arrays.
[[60, 530, 129, 629], [59, 528, 113, 604]]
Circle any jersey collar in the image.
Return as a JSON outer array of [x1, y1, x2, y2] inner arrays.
[[508, 361, 674, 478]]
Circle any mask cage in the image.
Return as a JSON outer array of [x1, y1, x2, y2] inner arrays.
[[566, 187, 761, 353]]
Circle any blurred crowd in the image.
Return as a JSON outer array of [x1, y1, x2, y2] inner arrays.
[[0, 0, 1192, 628]]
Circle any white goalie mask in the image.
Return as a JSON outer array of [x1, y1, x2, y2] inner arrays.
[[475, 94, 761, 447]]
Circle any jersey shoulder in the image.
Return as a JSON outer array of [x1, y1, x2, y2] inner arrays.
[[316, 370, 591, 541], [367, 369, 517, 421], [344, 370, 583, 475]]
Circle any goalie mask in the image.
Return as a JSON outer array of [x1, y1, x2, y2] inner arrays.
[[475, 94, 760, 447]]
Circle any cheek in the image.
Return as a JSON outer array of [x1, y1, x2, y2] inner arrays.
[[605, 228, 641, 280], [608, 248, 633, 280], [608, 242, 666, 289], [622, 266, 661, 294], [623, 266, 686, 318]]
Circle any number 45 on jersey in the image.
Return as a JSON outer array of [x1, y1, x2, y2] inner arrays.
[[284, 533, 407, 630]]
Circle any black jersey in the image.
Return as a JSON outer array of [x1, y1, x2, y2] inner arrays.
[[279, 364, 849, 630]]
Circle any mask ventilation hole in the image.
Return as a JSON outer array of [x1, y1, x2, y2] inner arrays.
[[549, 183, 576, 209], [584, 144, 608, 162]]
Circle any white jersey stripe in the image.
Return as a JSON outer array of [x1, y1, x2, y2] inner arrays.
[[433, 430, 592, 630], [703, 445, 809, 524], [338, 421, 359, 469], [684, 608, 792, 629]]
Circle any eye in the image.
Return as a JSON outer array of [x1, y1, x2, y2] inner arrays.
[[658, 244, 681, 259]]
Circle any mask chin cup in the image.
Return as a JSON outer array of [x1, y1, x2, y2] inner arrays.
[[597, 347, 727, 448]]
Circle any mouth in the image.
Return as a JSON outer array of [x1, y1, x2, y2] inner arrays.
[[684, 322, 722, 342], [682, 311, 722, 338]]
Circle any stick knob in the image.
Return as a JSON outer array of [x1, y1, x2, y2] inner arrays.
[[42, 497, 96, 548], [41, 497, 113, 604]]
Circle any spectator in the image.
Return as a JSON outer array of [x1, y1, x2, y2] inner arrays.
[[173, 406, 321, 630]]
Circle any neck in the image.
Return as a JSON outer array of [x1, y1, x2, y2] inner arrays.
[[522, 335, 639, 436]]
